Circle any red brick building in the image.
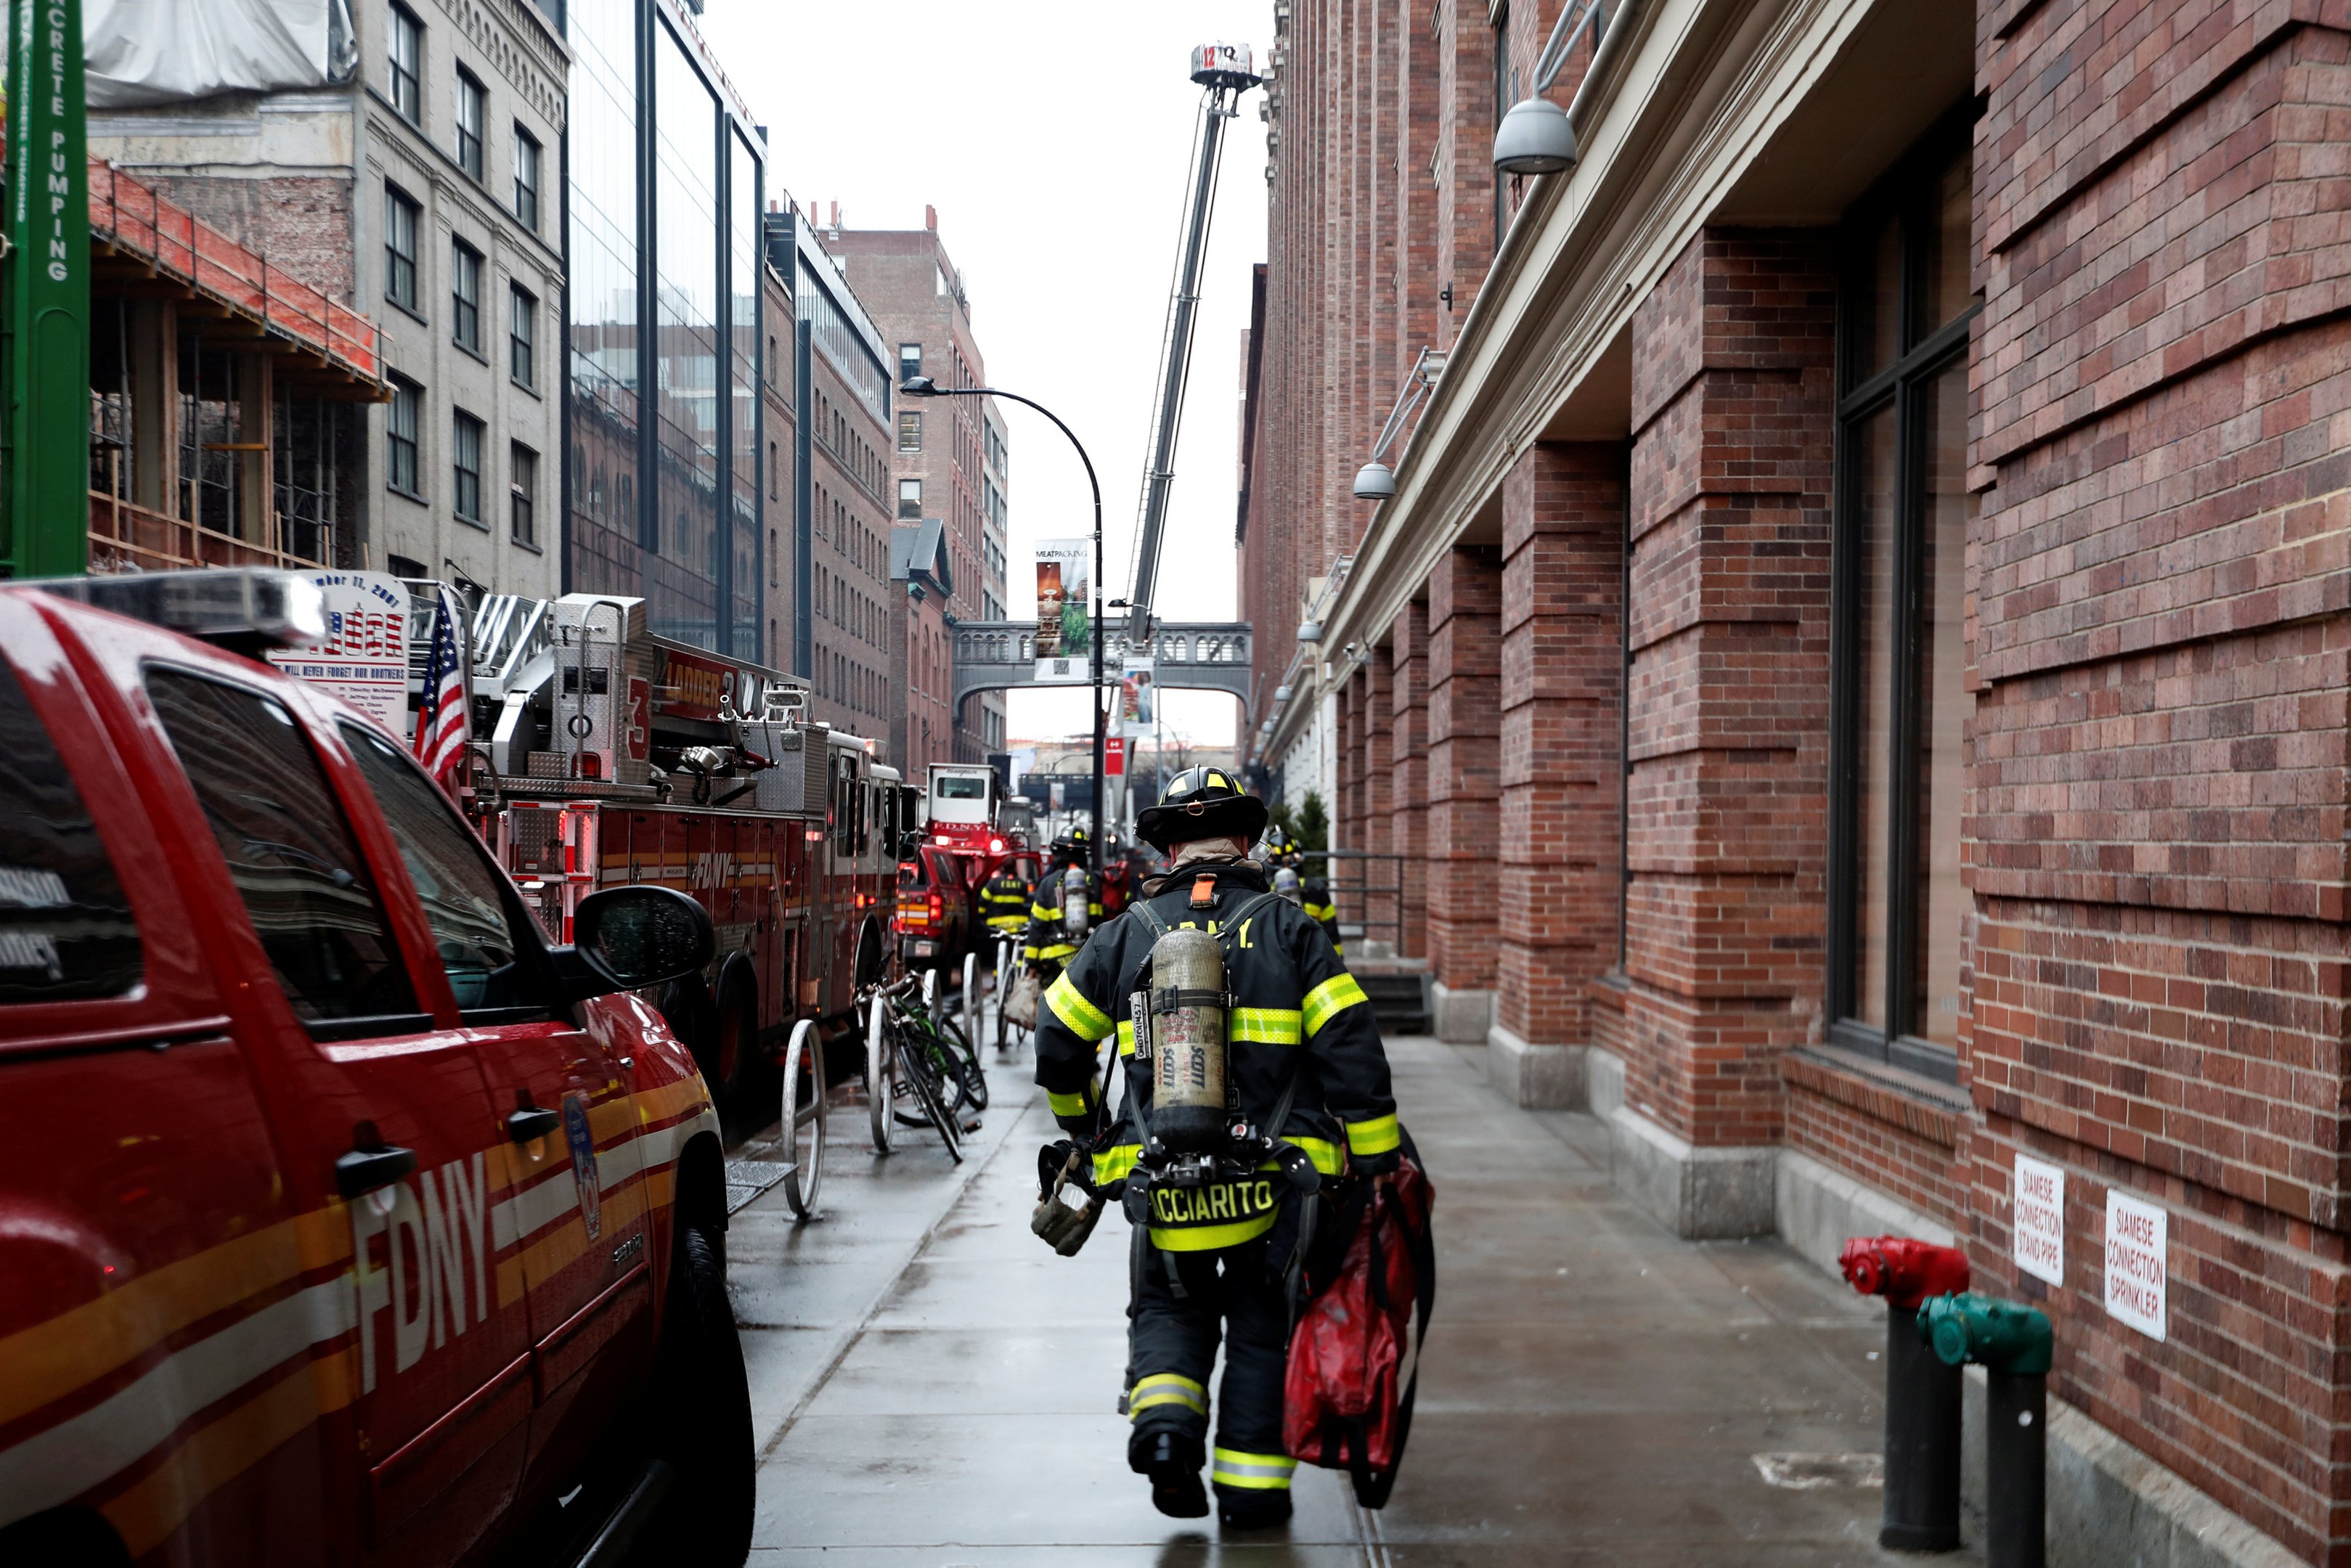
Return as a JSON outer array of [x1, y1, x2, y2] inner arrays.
[[825, 214, 1011, 762], [1244, 0, 2351, 1559]]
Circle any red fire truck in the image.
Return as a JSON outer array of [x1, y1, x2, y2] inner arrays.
[[425, 591, 901, 1133]]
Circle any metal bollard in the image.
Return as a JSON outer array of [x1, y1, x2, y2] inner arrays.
[[1918, 1292, 2054, 1568], [1840, 1237, 1971, 1553]]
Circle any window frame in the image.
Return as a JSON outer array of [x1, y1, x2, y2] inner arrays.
[[386, 377, 423, 499], [455, 68, 485, 181], [383, 183, 421, 315], [388, 3, 422, 125], [512, 124, 542, 232], [452, 409, 485, 526], [510, 441, 537, 547], [451, 238, 484, 356], [508, 281, 536, 388], [1825, 111, 1979, 1083], [897, 478, 921, 520], [898, 409, 921, 454]]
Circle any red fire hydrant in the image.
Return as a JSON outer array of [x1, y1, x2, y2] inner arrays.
[[1842, 1236, 1970, 1553]]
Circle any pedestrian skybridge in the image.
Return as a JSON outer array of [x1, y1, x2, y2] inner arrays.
[[950, 621, 1253, 709]]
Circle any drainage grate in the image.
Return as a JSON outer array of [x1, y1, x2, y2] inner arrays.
[[725, 1143, 796, 1215]]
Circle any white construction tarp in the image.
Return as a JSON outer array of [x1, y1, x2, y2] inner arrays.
[[83, 0, 356, 108]]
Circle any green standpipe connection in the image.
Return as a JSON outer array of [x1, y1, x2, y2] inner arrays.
[[1918, 1292, 2053, 1568]]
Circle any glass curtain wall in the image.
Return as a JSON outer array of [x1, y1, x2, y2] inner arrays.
[[728, 131, 760, 657], [564, 0, 640, 598], [564, 0, 763, 656], [652, 25, 721, 646]]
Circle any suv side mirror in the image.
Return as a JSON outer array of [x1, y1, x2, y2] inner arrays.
[[566, 885, 715, 995]]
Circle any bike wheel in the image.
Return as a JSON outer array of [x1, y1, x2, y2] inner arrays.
[[897, 1034, 962, 1164], [894, 1024, 963, 1124], [994, 942, 1011, 1051], [962, 952, 979, 1060], [781, 1019, 825, 1219], [942, 1015, 989, 1111], [865, 999, 894, 1156]]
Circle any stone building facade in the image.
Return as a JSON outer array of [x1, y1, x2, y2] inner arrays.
[[89, 0, 569, 600], [1244, 0, 2351, 1559], [824, 215, 1011, 762]]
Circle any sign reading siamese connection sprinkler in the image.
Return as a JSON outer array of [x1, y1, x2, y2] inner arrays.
[[2012, 1153, 2066, 1286], [2103, 1189, 2167, 1341], [268, 571, 412, 732], [1032, 537, 1091, 683]]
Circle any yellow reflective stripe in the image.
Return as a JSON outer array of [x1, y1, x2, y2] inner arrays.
[[1279, 1136, 1344, 1176], [1211, 1447, 1297, 1490], [1301, 973, 1369, 1037], [1229, 1007, 1303, 1046], [1303, 902, 1337, 920], [1046, 973, 1113, 1041], [1030, 899, 1060, 920], [1128, 1372, 1207, 1418], [1344, 1113, 1401, 1156], [1117, 1020, 1136, 1057], [1047, 1087, 1093, 1118], [1150, 1210, 1279, 1251], [1093, 1143, 1142, 1185]]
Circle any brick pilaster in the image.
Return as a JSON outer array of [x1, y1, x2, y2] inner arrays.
[[1622, 229, 1835, 1149], [1388, 599, 1430, 959], [1498, 443, 1625, 1048], [1426, 544, 1502, 989]]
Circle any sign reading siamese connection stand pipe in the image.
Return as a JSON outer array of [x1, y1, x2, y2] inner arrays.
[[1, 0, 89, 577]]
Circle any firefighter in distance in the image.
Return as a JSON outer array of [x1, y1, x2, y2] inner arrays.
[[979, 860, 1032, 947], [1262, 823, 1342, 959], [1024, 828, 1104, 976], [1032, 769, 1400, 1528]]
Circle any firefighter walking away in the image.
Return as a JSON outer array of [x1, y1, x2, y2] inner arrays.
[[1031, 769, 1401, 1527], [1263, 823, 1342, 958]]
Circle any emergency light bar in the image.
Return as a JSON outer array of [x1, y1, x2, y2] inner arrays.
[[31, 568, 327, 654]]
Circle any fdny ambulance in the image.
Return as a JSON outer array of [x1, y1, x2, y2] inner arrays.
[[0, 572, 751, 1567]]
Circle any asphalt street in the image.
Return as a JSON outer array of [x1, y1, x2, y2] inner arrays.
[[723, 1009, 1988, 1565]]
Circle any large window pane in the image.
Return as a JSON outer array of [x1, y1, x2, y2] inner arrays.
[[1913, 361, 1969, 1048], [1914, 149, 1973, 345], [343, 723, 547, 1017], [1852, 404, 1898, 1033], [146, 672, 416, 1025], [0, 658, 141, 1002]]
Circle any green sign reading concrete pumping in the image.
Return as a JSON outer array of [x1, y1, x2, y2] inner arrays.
[[0, 0, 87, 578]]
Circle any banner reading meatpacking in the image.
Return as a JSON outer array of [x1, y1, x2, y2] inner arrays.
[[1033, 537, 1091, 683]]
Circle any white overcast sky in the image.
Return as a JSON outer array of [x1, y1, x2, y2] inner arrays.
[[697, 0, 1271, 749]]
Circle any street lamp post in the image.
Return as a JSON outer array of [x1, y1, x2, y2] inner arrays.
[[900, 376, 1107, 878]]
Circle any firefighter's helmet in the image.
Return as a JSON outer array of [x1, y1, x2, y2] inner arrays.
[[1262, 823, 1301, 865], [1136, 766, 1270, 852]]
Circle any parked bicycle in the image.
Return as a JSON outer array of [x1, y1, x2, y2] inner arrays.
[[860, 973, 985, 1164]]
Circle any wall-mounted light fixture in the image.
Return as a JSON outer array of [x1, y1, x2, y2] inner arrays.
[[1353, 346, 1449, 501], [1494, 1, 1608, 176]]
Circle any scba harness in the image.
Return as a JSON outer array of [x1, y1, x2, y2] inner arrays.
[[1115, 883, 1323, 1267]]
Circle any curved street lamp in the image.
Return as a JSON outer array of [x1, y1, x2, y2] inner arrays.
[[901, 375, 1108, 875]]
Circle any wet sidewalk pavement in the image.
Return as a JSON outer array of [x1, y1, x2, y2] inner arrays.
[[725, 1021, 1984, 1565]]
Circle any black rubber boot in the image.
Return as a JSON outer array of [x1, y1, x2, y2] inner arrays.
[[1130, 1429, 1209, 1519], [1217, 1487, 1295, 1530]]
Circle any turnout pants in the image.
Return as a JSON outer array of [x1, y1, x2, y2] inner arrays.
[[1126, 1233, 1298, 1500]]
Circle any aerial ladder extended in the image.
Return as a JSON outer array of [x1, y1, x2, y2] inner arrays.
[[1123, 43, 1262, 642]]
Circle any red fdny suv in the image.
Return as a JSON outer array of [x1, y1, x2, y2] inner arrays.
[[0, 573, 752, 1567]]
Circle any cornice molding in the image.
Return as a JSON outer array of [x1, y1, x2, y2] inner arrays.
[[1319, 0, 1881, 658]]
